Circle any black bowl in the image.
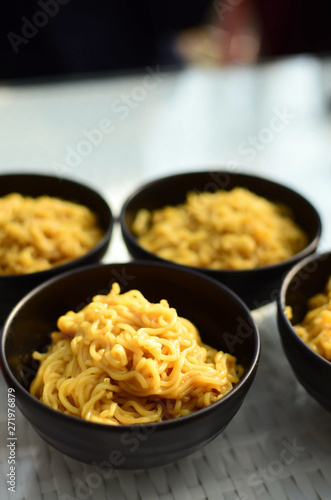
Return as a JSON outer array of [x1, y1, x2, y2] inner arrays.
[[0, 261, 260, 469], [0, 173, 113, 325], [120, 171, 322, 310], [277, 251, 331, 412]]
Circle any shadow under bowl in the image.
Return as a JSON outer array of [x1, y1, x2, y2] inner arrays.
[[1, 261, 260, 469], [0, 173, 113, 325], [277, 251, 331, 412], [120, 171, 322, 310]]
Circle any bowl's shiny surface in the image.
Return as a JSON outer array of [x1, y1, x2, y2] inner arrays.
[[120, 171, 322, 310], [0, 173, 113, 325], [0, 261, 260, 468], [277, 251, 331, 412]]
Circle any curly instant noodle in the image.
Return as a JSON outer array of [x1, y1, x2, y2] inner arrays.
[[0, 193, 104, 274], [287, 276, 331, 361], [30, 283, 243, 424], [132, 187, 307, 270]]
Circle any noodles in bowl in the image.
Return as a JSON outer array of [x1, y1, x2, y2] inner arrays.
[[1, 261, 259, 467], [0, 193, 104, 275], [121, 171, 321, 309], [286, 275, 331, 361], [0, 173, 113, 325], [277, 252, 331, 413], [30, 283, 243, 424], [132, 187, 308, 270]]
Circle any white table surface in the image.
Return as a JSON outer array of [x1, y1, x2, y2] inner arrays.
[[0, 55, 331, 500]]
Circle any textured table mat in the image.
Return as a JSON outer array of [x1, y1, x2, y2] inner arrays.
[[1, 303, 331, 500]]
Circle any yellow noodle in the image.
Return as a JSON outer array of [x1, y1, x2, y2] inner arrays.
[[30, 283, 243, 424], [287, 276, 331, 361], [132, 187, 307, 269], [0, 193, 103, 274]]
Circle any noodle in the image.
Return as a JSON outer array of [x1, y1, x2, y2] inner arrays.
[[0, 193, 104, 274], [30, 283, 243, 425], [132, 187, 307, 270], [287, 276, 331, 361]]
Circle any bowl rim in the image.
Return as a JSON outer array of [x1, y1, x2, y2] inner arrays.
[[0, 172, 114, 279], [278, 250, 331, 368], [120, 170, 322, 276], [1, 260, 260, 432]]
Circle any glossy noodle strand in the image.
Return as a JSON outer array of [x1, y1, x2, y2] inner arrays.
[[30, 283, 243, 424]]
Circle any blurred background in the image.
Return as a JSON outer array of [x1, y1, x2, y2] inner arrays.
[[1, 6, 331, 500], [1, 0, 331, 223], [1, 0, 331, 81], [1, 0, 331, 211]]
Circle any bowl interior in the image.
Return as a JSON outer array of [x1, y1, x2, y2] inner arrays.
[[282, 252, 331, 325], [121, 172, 321, 310], [3, 262, 258, 393], [0, 173, 112, 235], [1, 262, 260, 467], [0, 173, 113, 325], [278, 252, 331, 412], [122, 171, 321, 251]]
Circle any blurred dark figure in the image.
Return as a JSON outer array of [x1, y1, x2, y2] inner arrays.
[[176, 0, 331, 65], [1, 0, 331, 81], [0, 1, 211, 80]]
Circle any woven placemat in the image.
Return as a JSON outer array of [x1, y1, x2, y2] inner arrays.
[[1, 303, 331, 500]]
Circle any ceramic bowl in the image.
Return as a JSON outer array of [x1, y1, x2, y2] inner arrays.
[[277, 251, 331, 412], [120, 171, 321, 309], [1, 261, 260, 468], [0, 173, 113, 324]]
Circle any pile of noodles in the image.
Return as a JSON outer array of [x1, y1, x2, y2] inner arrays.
[[30, 283, 243, 424], [0, 193, 103, 274], [287, 276, 331, 361], [132, 187, 307, 270]]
